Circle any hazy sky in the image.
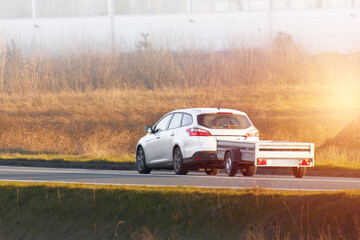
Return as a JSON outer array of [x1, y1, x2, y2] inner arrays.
[[1, 0, 358, 18], [1, 0, 359, 54]]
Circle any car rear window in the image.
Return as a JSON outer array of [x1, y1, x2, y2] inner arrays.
[[197, 113, 252, 129]]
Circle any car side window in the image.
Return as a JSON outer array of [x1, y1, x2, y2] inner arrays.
[[182, 114, 193, 126], [154, 114, 173, 132], [168, 113, 183, 129]]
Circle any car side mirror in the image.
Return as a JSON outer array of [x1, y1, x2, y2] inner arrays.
[[145, 126, 153, 133]]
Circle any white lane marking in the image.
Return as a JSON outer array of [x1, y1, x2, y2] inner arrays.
[[0, 166, 179, 175], [0, 168, 138, 176], [0, 169, 183, 177], [0, 179, 340, 192], [0, 166, 360, 184], [0, 166, 148, 176], [247, 177, 360, 183]]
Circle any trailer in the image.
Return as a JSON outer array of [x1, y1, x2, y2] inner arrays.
[[217, 140, 315, 178]]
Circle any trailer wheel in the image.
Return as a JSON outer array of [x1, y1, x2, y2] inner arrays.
[[225, 152, 238, 177], [293, 167, 306, 178], [242, 165, 257, 177], [205, 168, 219, 175]]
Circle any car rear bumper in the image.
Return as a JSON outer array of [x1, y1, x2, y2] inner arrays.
[[183, 151, 224, 169]]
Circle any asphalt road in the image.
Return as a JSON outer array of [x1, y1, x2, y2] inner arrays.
[[0, 166, 359, 191]]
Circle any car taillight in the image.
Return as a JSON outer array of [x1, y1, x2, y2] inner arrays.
[[186, 128, 212, 136], [245, 129, 259, 138]]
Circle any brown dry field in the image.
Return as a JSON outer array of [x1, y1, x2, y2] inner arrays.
[[0, 84, 360, 168], [1, 39, 360, 167]]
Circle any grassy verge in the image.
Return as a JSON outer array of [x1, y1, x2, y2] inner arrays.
[[315, 146, 360, 170], [0, 153, 136, 170], [0, 153, 134, 163], [1, 146, 360, 174], [0, 181, 360, 239]]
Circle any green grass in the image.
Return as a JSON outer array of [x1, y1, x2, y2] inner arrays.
[[315, 146, 360, 170], [3, 145, 360, 173], [0, 153, 136, 170], [0, 182, 360, 239], [2, 146, 360, 173], [0, 153, 134, 163]]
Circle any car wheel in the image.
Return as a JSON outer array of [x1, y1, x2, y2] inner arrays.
[[293, 167, 306, 178], [242, 165, 257, 177], [225, 152, 237, 177], [173, 147, 188, 175], [136, 146, 151, 174], [205, 168, 220, 175]]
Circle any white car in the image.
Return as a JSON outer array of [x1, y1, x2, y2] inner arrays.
[[136, 108, 259, 175]]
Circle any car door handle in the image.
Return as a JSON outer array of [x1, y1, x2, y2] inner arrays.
[[156, 136, 160, 139], [171, 133, 175, 136]]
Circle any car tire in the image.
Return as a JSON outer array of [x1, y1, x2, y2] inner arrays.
[[224, 152, 238, 177], [173, 147, 188, 175], [293, 167, 306, 178], [242, 165, 257, 177], [205, 168, 220, 175], [136, 146, 151, 174]]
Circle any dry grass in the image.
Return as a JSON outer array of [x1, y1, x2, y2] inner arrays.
[[0, 85, 359, 166], [316, 146, 360, 169], [1, 181, 360, 239], [1, 36, 360, 93], [0, 38, 360, 167]]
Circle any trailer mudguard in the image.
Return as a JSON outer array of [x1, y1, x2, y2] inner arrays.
[[227, 148, 242, 163]]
